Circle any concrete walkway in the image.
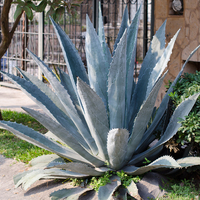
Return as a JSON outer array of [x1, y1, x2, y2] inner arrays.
[[0, 82, 41, 113]]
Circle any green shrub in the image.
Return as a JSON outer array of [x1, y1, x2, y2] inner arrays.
[[169, 72, 200, 148]]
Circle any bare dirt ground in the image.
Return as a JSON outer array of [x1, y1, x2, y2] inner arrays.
[[0, 155, 72, 200]]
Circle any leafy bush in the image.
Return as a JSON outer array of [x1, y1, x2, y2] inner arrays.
[[168, 72, 200, 152]]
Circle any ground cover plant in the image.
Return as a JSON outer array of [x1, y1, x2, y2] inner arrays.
[[1, 3, 200, 199], [0, 110, 50, 163]]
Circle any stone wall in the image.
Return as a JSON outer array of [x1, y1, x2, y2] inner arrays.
[[154, 0, 200, 106]]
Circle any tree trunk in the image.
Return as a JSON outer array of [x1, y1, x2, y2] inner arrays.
[[0, 109, 3, 120], [21, 12, 29, 71], [0, 0, 23, 59]]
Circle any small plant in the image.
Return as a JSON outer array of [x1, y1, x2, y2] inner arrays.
[[90, 171, 112, 191], [167, 72, 200, 155], [1, 3, 200, 200], [116, 170, 141, 187]]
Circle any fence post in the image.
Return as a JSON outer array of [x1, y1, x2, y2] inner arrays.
[[38, 12, 44, 80], [93, 0, 99, 31], [150, 0, 154, 40], [143, 0, 148, 58]]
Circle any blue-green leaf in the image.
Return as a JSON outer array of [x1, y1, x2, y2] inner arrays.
[[30, 154, 64, 169], [176, 157, 200, 168], [125, 5, 142, 123], [129, 93, 200, 165], [86, 15, 109, 109], [98, 2, 112, 65], [50, 187, 92, 200], [16, 168, 89, 190], [113, 6, 129, 52], [98, 175, 121, 200], [77, 78, 109, 161], [108, 30, 127, 129], [123, 156, 180, 175], [135, 45, 200, 153], [47, 162, 104, 176], [0, 121, 79, 160], [146, 29, 180, 99], [126, 180, 141, 199], [22, 107, 92, 160], [128, 20, 167, 129], [27, 50, 98, 156], [0, 72, 103, 166], [50, 17, 89, 90], [16, 67, 67, 115], [126, 72, 167, 161], [107, 129, 129, 170]]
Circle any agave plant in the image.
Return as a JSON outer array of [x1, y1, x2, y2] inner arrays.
[[1, 4, 200, 200]]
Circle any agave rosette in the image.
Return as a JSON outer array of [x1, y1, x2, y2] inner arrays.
[[1, 4, 200, 200]]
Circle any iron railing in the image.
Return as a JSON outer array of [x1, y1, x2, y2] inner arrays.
[[0, 0, 153, 81]]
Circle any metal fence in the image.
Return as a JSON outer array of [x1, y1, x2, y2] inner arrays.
[[0, 0, 153, 81]]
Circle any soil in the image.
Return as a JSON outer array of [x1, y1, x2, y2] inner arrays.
[[0, 154, 168, 200], [0, 155, 72, 200]]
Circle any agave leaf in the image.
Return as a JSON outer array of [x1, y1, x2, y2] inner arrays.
[[48, 21, 87, 118], [86, 15, 109, 109], [0, 71, 59, 121], [146, 29, 180, 99], [0, 120, 104, 166], [0, 120, 80, 158], [113, 6, 129, 52], [16, 67, 68, 116], [30, 154, 65, 169], [57, 67, 79, 106], [23, 170, 48, 190], [98, 2, 112, 65], [123, 156, 180, 175], [125, 4, 142, 110], [49, 17, 89, 86], [15, 169, 45, 189], [14, 170, 35, 186], [128, 20, 166, 129], [27, 50, 98, 155], [94, 167, 112, 173], [107, 129, 129, 170], [125, 72, 167, 161], [129, 93, 200, 165], [108, 30, 127, 129], [50, 187, 92, 200], [47, 162, 104, 176], [176, 157, 200, 168], [98, 175, 121, 200], [77, 78, 109, 161], [17, 168, 89, 190], [57, 68, 91, 132], [45, 131, 65, 144], [22, 107, 89, 151], [126, 180, 142, 200], [136, 45, 200, 153], [116, 187, 127, 200], [0, 71, 82, 133], [22, 107, 103, 166]]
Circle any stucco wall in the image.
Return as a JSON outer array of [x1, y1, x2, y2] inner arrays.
[[154, 0, 200, 106]]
